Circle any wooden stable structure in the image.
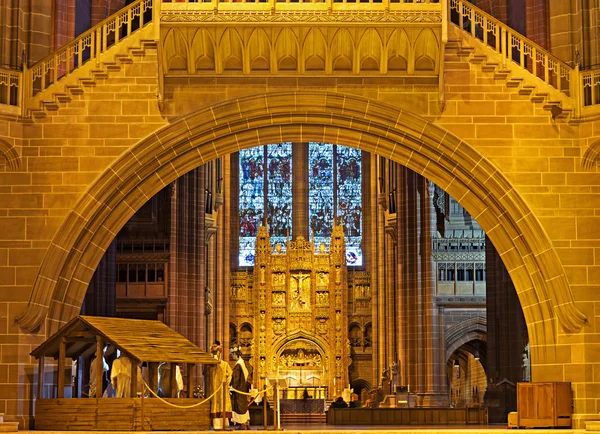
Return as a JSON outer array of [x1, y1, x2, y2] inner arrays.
[[31, 315, 217, 431]]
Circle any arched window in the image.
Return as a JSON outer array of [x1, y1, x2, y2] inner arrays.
[[239, 142, 362, 266], [239, 143, 293, 266]]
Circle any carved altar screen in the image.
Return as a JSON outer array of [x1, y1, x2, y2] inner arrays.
[[251, 226, 351, 399]]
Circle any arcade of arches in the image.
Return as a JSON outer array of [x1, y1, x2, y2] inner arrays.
[[0, 0, 599, 430]]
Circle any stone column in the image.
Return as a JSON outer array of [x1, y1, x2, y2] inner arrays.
[[292, 143, 309, 240], [394, 168, 447, 405]]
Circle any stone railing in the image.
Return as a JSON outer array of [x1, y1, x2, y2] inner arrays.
[[0, 67, 21, 113], [449, 0, 579, 111], [161, 0, 441, 12], [19, 0, 156, 115]]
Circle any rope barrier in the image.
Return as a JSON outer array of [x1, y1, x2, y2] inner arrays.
[[141, 381, 274, 408], [142, 380, 222, 409], [230, 384, 273, 396]]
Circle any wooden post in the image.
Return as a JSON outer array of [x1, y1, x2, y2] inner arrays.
[[186, 363, 193, 398], [263, 384, 267, 429], [38, 356, 45, 399], [221, 379, 227, 429], [130, 357, 138, 398], [96, 337, 104, 398], [273, 383, 278, 430], [170, 363, 178, 398], [58, 337, 66, 398], [149, 362, 158, 394]]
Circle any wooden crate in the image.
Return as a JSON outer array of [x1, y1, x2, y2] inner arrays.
[[517, 382, 572, 428]]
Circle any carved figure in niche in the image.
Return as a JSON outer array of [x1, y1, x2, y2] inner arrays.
[[272, 272, 285, 286], [354, 285, 363, 299], [273, 319, 285, 335], [317, 320, 328, 334], [319, 243, 326, 254], [272, 292, 284, 305], [313, 354, 322, 368], [335, 266, 341, 284], [364, 285, 371, 298], [317, 271, 328, 286], [290, 273, 310, 311], [260, 266, 266, 285]]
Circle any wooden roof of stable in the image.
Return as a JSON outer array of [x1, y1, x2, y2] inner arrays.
[[31, 316, 217, 365]]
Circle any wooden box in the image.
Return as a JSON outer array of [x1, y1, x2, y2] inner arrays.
[[517, 382, 572, 428]]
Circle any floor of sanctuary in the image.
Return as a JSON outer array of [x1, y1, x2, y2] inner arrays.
[[24, 424, 589, 434]]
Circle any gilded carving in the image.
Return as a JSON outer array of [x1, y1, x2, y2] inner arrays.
[[161, 12, 442, 24]]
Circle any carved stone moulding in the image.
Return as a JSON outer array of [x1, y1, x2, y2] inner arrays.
[[160, 11, 442, 25]]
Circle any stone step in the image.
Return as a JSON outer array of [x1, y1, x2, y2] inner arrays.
[[116, 54, 134, 64], [494, 69, 511, 80], [481, 62, 498, 73], [531, 92, 549, 103], [41, 100, 60, 111], [469, 54, 487, 64], [102, 61, 121, 72], [518, 85, 536, 95], [0, 422, 19, 432], [506, 77, 524, 88], [280, 413, 326, 424]]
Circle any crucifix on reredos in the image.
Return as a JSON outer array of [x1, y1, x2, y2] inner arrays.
[[247, 224, 351, 398]]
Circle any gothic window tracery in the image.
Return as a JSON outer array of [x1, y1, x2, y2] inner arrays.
[[239, 142, 362, 267]]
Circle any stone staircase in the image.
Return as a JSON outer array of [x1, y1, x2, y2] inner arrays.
[[445, 25, 577, 124], [26, 26, 158, 121], [280, 412, 326, 424]]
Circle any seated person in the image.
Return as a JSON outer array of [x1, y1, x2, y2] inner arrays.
[[330, 396, 349, 409]]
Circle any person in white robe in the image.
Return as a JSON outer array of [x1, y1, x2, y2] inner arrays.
[[110, 352, 143, 398], [157, 362, 184, 398]]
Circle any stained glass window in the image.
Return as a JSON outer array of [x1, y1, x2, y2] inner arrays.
[[309, 142, 362, 266], [267, 143, 293, 249], [337, 146, 362, 266], [308, 143, 334, 252], [239, 142, 361, 267], [239, 146, 265, 266]]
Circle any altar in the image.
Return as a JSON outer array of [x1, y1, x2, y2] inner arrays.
[[230, 225, 352, 399]]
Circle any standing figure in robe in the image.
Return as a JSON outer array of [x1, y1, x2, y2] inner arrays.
[[88, 347, 108, 397], [208, 341, 232, 430], [231, 347, 253, 430], [110, 352, 143, 398], [157, 362, 184, 398]]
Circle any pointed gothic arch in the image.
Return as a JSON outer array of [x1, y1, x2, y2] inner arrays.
[[15, 91, 586, 379]]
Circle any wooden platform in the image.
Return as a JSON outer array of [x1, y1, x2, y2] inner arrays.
[[327, 407, 488, 425], [34, 398, 210, 431]]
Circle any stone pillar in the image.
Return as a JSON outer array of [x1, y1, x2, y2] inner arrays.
[[215, 157, 232, 358], [394, 168, 447, 406], [483, 235, 528, 423], [292, 143, 309, 240], [166, 168, 205, 351]]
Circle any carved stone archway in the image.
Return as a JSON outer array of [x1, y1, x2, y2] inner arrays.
[[16, 91, 585, 376]]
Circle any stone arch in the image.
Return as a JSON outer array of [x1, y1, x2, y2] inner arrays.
[[16, 91, 586, 370], [273, 330, 331, 360], [444, 316, 487, 363], [0, 137, 21, 171], [582, 139, 600, 170]]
